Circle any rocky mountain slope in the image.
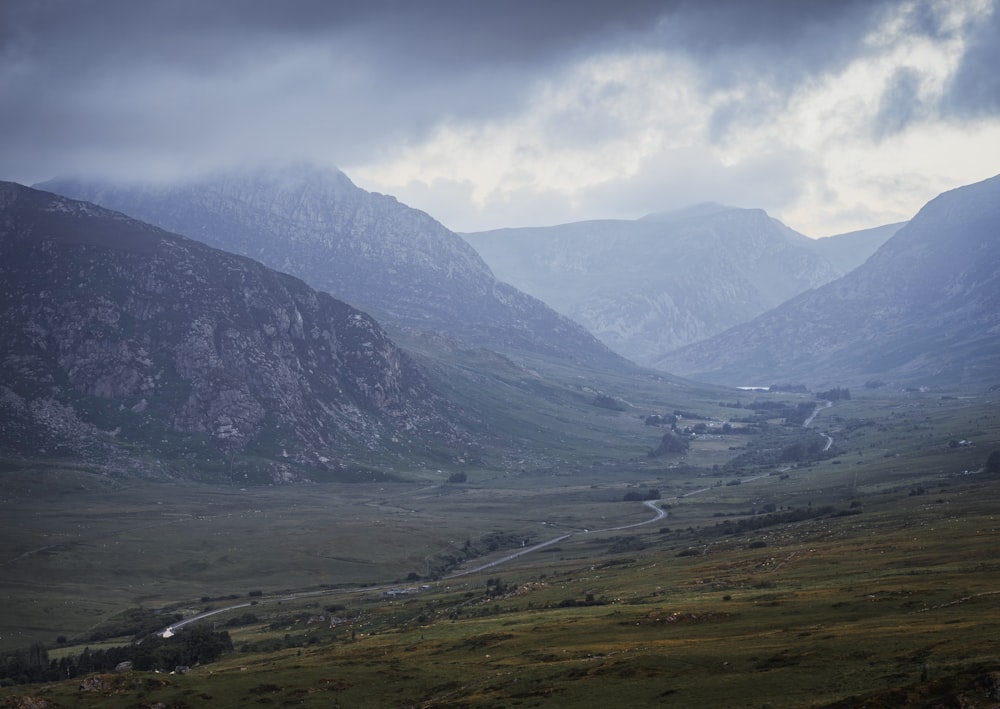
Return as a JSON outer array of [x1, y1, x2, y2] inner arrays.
[[0, 182, 468, 483], [654, 175, 1000, 387], [39, 166, 624, 368], [464, 204, 897, 364]]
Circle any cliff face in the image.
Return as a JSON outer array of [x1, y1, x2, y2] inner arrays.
[[40, 166, 626, 368], [0, 182, 467, 482]]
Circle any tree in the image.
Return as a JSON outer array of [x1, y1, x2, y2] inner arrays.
[[649, 430, 689, 457], [987, 450, 1000, 474]]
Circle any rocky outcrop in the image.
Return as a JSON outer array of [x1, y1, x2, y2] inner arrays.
[[0, 182, 468, 482]]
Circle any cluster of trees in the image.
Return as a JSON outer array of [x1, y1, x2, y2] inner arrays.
[[817, 387, 851, 401], [484, 577, 511, 599], [0, 627, 233, 686], [644, 413, 679, 428], [592, 393, 626, 411], [779, 437, 828, 463], [623, 488, 661, 501], [430, 530, 528, 578], [649, 430, 689, 457], [723, 427, 831, 472], [713, 504, 860, 537], [82, 607, 182, 643], [558, 593, 606, 607]]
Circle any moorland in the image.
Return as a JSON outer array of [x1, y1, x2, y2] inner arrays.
[[2, 370, 998, 708]]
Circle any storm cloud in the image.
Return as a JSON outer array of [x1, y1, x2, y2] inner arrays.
[[1, 0, 998, 235]]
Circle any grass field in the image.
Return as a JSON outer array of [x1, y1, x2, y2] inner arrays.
[[2, 385, 999, 706]]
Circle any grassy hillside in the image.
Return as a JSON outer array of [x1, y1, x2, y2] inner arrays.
[[2, 386, 999, 707]]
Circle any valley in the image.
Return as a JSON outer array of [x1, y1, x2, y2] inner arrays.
[[2, 166, 998, 707], [3, 383, 998, 707], [4, 2, 999, 705]]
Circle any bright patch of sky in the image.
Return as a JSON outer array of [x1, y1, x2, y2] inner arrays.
[[352, 0, 1000, 235]]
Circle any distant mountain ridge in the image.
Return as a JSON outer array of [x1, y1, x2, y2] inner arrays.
[[464, 205, 897, 364], [654, 174, 1000, 387], [0, 181, 468, 482], [39, 166, 625, 369]]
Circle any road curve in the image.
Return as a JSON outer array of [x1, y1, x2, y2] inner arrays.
[[154, 498, 669, 638], [445, 499, 667, 578]]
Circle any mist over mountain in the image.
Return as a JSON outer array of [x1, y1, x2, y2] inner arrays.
[[654, 174, 1000, 387], [39, 166, 625, 369], [0, 182, 469, 483], [464, 205, 896, 364]]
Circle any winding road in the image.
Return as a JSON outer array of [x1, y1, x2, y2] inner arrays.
[[446, 499, 667, 578], [805, 400, 835, 451], [155, 499, 668, 638], [157, 404, 837, 638]]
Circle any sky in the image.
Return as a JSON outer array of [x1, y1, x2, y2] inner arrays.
[[1, 0, 999, 237]]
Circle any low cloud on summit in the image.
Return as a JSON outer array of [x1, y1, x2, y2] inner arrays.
[[2, 0, 999, 235]]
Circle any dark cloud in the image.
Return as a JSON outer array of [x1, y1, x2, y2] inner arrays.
[[643, 0, 895, 89], [707, 87, 784, 144], [943, 2, 1000, 117], [0, 0, 997, 229], [873, 68, 925, 139], [1, 0, 670, 73], [0, 0, 676, 183]]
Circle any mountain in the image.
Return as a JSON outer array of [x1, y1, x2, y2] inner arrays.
[[0, 182, 469, 483], [653, 175, 1000, 387], [463, 204, 895, 365], [811, 222, 905, 273], [38, 166, 624, 369]]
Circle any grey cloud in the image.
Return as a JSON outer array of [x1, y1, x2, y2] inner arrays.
[[873, 68, 925, 139], [577, 145, 818, 224], [1, 0, 670, 74], [1, 0, 997, 200], [943, 2, 1000, 117], [707, 87, 785, 144], [643, 0, 895, 90], [0, 0, 673, 184]]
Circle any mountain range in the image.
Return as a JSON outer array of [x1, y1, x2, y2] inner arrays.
[[39, 167, 625, 369], [464, 205, 899, 364], [19, 162, 1000, 448], [654, 174, 1000, 387], [0, 181, 469, 483]]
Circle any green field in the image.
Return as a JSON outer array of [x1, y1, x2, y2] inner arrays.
[[2, 385, 999, 707]]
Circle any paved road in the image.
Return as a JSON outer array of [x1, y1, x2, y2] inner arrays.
[[804, 400, 835, 451], [154, 499, 668, 638], [446, 499, 667, 578], [158, 402, 840, 640]]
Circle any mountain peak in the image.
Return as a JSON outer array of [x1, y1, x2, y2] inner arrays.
[[40, 165, 625, 368], [465, 202, 847, 363], [639, 202, 741, 222], [654, 174, 1000, 387]]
